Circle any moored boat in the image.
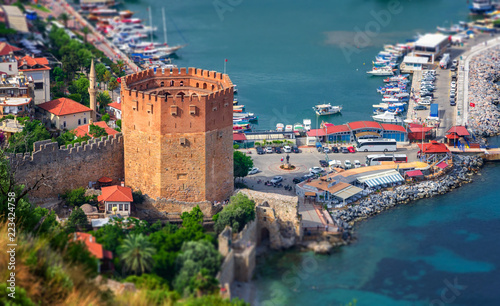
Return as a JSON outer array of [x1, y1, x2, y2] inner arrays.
[[313, 103, 342, 115], [372, 111, 404, 124]]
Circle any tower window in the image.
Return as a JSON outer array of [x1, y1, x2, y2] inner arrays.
[[161, 82, 164, 87], [170, 80, 174, 86], [180, 81, 184, 86]]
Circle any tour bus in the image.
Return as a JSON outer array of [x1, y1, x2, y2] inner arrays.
[[365, 154, 408, 166], [356, 139, 397, 152]]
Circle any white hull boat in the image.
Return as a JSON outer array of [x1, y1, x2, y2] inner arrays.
[[313, 103, 342, 115], [372, 111, 404, 124]]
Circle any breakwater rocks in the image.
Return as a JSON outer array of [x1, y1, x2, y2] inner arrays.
[[467, 45, 500, 137], [331, 155, 484, 230]]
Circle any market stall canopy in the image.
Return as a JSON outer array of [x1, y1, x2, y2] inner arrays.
[[357, 170, 404, 187], [405, 170, 423, 177]]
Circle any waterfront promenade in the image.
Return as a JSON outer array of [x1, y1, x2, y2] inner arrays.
[[37, 0, 139, 73]]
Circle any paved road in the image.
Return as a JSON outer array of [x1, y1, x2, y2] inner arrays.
[[242, 145, 418, 192]]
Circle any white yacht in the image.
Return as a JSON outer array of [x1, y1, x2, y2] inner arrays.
[[313, 103, 342, 116], [372, 111, 403, 124], [303, 119, 312, 131], [367, 68, 394, 76]]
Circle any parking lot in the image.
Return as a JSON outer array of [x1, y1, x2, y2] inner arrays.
[[241, 145, 419, 194]]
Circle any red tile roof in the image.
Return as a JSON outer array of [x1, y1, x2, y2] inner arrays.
[[381, 123, 406, 132], [98, 185, 133, 203], [17, 55, 51, 71], [73, 232, 113, 260], [326, 124, 351, 134], [108, 102, 121, 111], [418, 141, 450, 154], [446, 126, 470, 137], [0, 42, 21, 56], [233, 133, 247, 141], [436, 161, 448, 169], [410, 126, 433, 133], [72, 121, 119, 138], [445, 133, 459, 139], [38, 98, 92, 116], [406, 170, 423, 177], [306, 129, 326, 137], [348, 121, 383, 130]]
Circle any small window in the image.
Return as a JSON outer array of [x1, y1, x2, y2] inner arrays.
[[160, 81, 164, 87], [8, 64, 12, 71], [63, 121, 66, 128], [78, 119, 81, 125], [84, 118, 87, 124], [119, 204, 123, 211], [124, 204, 129, 211], [180, 81, 184, 86], [263, 217, 267, 222], [170, 80, 174, 86]]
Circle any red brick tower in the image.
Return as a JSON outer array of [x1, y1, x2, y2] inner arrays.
[[121, 67, 234, 202]]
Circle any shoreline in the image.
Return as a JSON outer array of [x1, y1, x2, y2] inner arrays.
[[330, 154, 484, 231]]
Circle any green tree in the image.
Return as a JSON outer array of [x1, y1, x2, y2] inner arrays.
[[52, 67, 66, 83], [0, 23, 16, 36], [66, 207, 89, 232], [59, 13, 70, 28], [132, 189, 144, 204], [88, 124, 108, 138], [95, 63, 107, 84], [233, 151, 253, 179], [108, 77, 119, 100], [116, 119, 122, 128], [101, 113, 110, 123], [62, 187, 87, 207], [67, 93, 81, 103], [7, 120, 51, 154], [103, 70, 112, 88], [81, 26, 90, 43], [213, 193, 256, 234], [119, 234, 156, 275], [96, 91, 111, 111], [173, 240, 222, 296]]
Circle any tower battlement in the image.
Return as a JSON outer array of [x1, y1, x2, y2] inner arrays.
[[122, 67, 234, 203]]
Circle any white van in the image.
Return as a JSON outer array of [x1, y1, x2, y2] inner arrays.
[[283, 146, 292, 153], [344, 160, 352, 169]]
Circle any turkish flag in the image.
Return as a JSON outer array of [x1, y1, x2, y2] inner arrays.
[[470, 102, 475, 107]]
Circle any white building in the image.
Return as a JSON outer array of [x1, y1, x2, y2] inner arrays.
[[17, 55, 51, 105], [413, 34, 449, 63]]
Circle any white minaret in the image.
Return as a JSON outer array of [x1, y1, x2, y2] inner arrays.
[[88, 59, 97, 123]]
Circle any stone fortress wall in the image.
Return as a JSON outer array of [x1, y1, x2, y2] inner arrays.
[[11, 134, 124, 198], [121, 67, 234, 203]]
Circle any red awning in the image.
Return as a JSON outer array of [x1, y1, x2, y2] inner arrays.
[[406, 170, 423, 177], [98, 176, 113, 183], [436, 162, 448, 169], [445, 134, 459, 139], [233, 133, 247, 141], [410, 127, 433, 133]]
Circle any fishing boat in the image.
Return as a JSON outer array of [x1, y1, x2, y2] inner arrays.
[[233, 123, 251, 132], [119, 10, 134, 18], [276, 123, 284, 132], [285, 125, 293, 132], [469, 0, 495, 14], [436, 25, 462, 35], [80, 0, 116, 11], [372, 111, 404, 124], [303, 119, 311, 131], [233, 99, 238, 105], [233, 112, 258, 121], [312, 103, 342, 115], [367, 68, 394, 76], [293, 123, 305, 132], [233, 105, 245, 110]]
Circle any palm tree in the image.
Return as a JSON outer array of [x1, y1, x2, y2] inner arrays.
[[116, 60, 125, 74], [82, 26, 90, 43], [118, 234, 156, 275], [59, 13, 69, 29]]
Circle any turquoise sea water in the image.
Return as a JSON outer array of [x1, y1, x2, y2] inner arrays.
[[118, 1, 500, 305], [254, 162, 500, 305]]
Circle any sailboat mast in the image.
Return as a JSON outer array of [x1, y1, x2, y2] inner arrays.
[[162, 7, 167, 45], [149, 6, 153, 43]]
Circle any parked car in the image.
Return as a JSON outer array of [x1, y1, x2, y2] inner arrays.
[[248, 167, 259, 175], [256, 147, 264, 154], [293, 177, 305, 184], [319, 160, 329, 167], [341, 146, 348, 153], [270, 176, 283, 184], [450, 65, 457, 71], [309, 167, 324, 174], [304, 173, 315, 179], [421, 92, 434, 97], [452, 59, 458, 66], [344, 160, 352, 169], [265, 146, 273, 153], [418, 100, 431, 105], [347, 146, 355, 153], [354, 160, 361, 168], [332, 146, 339, 153], [414, 105, 427, 110], [283, 145, 292, 153], [274, 146, 282, 154], [335, 160, 342, 168], [323, 147, 331, 153], [317, 146, 323, 153], [450, 98, 456, 106], [292, 146, 300, 153]]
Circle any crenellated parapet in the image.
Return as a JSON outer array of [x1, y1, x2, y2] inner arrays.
[[9, 134, 123, 165]]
